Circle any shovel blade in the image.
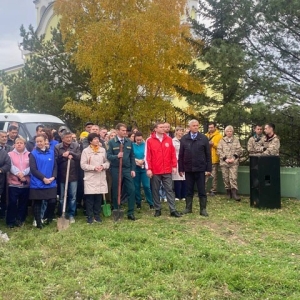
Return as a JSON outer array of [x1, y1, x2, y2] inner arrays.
[[112, 209, 124, 222], [57, 217, 70, 231], [102, 203, 112, 217]]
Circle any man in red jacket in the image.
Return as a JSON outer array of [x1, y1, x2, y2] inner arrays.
[[145, 122, 181, 217]]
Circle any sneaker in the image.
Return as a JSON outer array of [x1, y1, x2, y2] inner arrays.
[[69, 217, 75, 224], [175, 198, 180, 201], [136, 203, 141, 209], [181, 198, 186, 201], [149, 205, 154, 210], [87, 216, 93, 224], [32, 220, 37, 227], [209, 191, 216, 197], [164, 198, 167, 202], [94, 216, 102, 223], [44, 218, 53, 225]]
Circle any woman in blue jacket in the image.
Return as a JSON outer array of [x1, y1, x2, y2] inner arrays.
[[132, 132, 154, 209], [29, 134, 57, 229]]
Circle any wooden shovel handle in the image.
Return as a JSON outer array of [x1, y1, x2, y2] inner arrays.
[[62, 158, 71, 214], [117, 144, 123, 206]]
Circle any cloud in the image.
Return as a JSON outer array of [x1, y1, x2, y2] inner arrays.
[[0, 0, 35, 70], [0, 39, 24, 70]]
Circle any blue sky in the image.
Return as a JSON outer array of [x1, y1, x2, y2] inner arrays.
[[0, 0, 36, 70]]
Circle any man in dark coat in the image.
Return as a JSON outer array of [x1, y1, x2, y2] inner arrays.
[[0, 146, 11, 218], [179, 119, 212, 217], [55, 130, 81, 223], [6, 125, 19, 147]]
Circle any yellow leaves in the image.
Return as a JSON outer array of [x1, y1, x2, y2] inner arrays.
[[55, 0, 204, 125]]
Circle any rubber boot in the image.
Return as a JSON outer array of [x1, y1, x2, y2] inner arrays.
[[182, 197, 193, 214], [226, 189, 232, 199], [231, 188, 241, 201], [199, 197, 208, 217]]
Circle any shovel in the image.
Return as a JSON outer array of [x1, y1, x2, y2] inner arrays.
[[102, 193, 111, 217], [113, 143, 124, 221], [57, 158, 71, 231]]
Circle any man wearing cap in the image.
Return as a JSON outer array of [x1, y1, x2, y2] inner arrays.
[[80, 122, 94, 141], [25, 125, 45, 152]]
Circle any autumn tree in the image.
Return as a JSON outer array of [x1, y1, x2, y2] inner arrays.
[[55, 0, 203, 127]]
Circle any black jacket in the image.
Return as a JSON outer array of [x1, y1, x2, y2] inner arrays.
[[0, 148, 12, 194], [0, 144, 13, 153], [26, 137, 36, 152], [55, 142, 81, 183], [178, 132, 212, 173]]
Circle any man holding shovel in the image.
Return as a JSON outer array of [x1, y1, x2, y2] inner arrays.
[[107, 123, 136, 221], [55, 131, 81, 223]]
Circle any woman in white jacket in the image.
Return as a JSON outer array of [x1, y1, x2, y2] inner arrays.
[[80, 133, 110, 224], [172, 127, 186, 201]]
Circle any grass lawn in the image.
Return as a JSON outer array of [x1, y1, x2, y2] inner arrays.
[[1, 195, 300, 300]]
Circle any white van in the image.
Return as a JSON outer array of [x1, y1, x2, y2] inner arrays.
[[0, 113, 68, 141]]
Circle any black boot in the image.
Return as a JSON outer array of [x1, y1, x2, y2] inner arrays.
[[182, 197, 193, 214], [199, 197, 209, 217], [231, 188, 241, 201], [154, 210, 161, 217], [226, 189, 232, 199]]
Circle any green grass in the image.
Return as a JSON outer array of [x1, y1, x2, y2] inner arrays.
[[1, 196, 300, 299]]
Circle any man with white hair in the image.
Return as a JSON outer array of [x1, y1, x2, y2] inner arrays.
[[178, 119, 212, 216], [217, 125, 243, 201]]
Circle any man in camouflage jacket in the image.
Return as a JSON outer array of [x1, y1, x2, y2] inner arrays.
[[217, 126, 243, 201], [249, 123, 280, 156]]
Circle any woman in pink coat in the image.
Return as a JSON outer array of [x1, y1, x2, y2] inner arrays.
[[7, 137, 30, 228], [80, 133, 110, 224]]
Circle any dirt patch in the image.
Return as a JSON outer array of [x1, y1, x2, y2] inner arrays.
[[202, 220, 249, 246]]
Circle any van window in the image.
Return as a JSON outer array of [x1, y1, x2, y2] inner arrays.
[[18, 124, 28, 141], [0, 122, 5, 131]]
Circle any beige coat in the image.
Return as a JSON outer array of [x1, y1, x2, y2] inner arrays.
[[80, 146, 110, 194]]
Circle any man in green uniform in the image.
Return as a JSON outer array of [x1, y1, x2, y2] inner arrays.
[[107, 123, 136, 221]]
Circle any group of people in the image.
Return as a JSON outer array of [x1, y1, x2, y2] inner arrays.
[[0, 119, 280, 229]]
